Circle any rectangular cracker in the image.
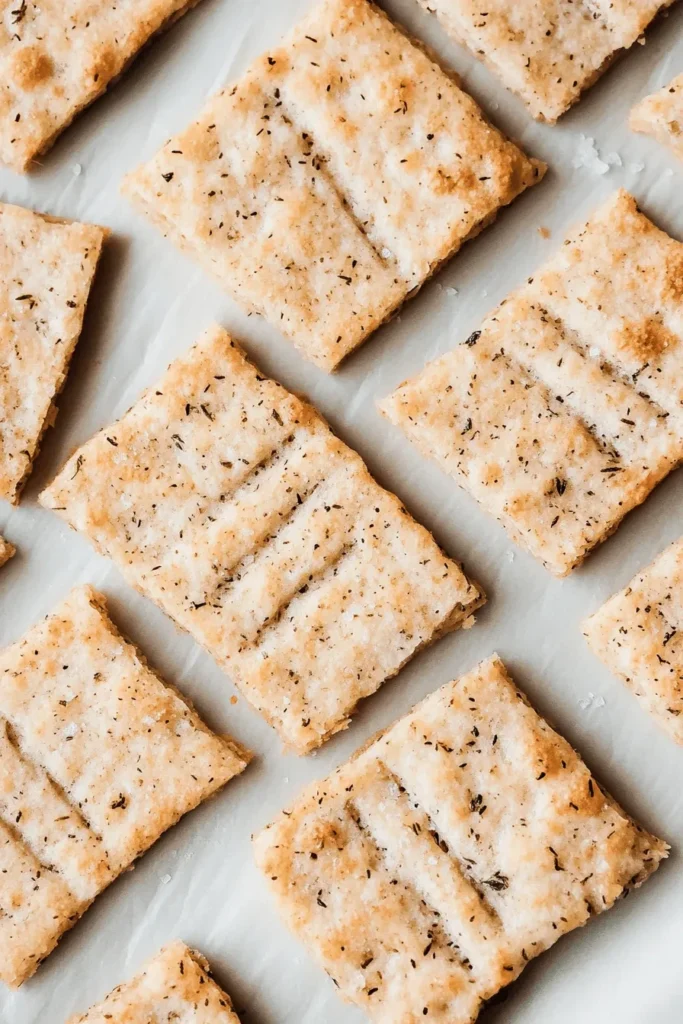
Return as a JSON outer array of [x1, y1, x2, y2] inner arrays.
[[583, 538, 683, 743], [121, 0, 544, 371], [68, 941, 241, 1023], [415, 1, 677, 123], [631, 74, 683, 160], [254, 654, 667, 1024], [0, 202, 106, 503], [40, 325, 483, 754], [381, 190, 683, 576], [0, 585, 248, 988], [0, 0, 205, 172], [0, 536, 14, 568]]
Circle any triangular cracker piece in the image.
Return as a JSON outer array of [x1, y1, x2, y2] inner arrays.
[[583, 537, 683, 743], [381, 190, 683, 576], [0, 536, 13, 568], [41, 325, 484, 754], [68, 941, 241, 1023], [122, 0, 544, 371], [0, 0, 206, 172], [631, 73, 683, 161], [414, 0, 677, 123], [0, 201, 106, 504], [254, 654, 667, 1024], [0, 585, 249, 988]]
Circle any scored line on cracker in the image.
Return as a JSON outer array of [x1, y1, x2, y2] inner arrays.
[[254, 654, 667, 1023], [0, 585, 249, 988], [122, 0, 544, 371], [41, 324, 483, 754], [380, 190, 683, 576]]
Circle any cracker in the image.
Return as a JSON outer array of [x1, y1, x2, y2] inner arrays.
[[0, 202, 106, 504], [415, 1, 677, 123], [254, 654, 667, 1023], [40, 325, 483, 754], [381, 190, 683, 576], [631, 74, 683, 160], [583, 538, 683, 743], [121, 0, 544, 371], [0, 0, 205, 172], [68, 941, 241, 1023], [0, 536, 14, 568], [0, 585, 248, 988]]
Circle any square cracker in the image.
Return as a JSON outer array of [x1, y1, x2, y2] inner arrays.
[[381, 190, 683, 577], [68, 941, 241, 1023], [40, 325, 483, 754], [0, 201, 106, 504], [0, 0, 205, 172], [254, 654, 667, 1024], [0, 536, 13, 567], [415, 1, 677, 123], [631, 74, 683, 161], [121, 0, 544, 371], [583, 537, 683, 744], [0, 584, 248, 988]]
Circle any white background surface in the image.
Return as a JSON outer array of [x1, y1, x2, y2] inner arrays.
[[1, 2, 683, 1021]]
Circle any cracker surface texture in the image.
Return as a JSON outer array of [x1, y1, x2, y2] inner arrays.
[[631, 73, 683, 160], [0, 202, 106, 504], [583, 537, 683, 743], [0, 0, 205, 171], [0, 537, 14, 567], [254, 654, 667, 1024], [380, 190, 683, 576], [68, 940, 241, 1023], [41, 325, 483, 754], [0, 585, 248, 988], [415, 0, 677, 123], [122, 0, 543, 371]]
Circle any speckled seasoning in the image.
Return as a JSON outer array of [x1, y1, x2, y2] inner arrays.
[[0, 201, 106, 504], [583, 537, 683, 744], [122, 0, 544, 371], [0, 586, 249, 988], [0, 536, 14, 568], [631, 73, 683, 161], [414, 0, 678, 123], [68, 941, 242, 1023], [254, 654, 668, 1024], [40, 325, 484, 754], [0, 0, 207, 172], [381, 190, 683, 577]]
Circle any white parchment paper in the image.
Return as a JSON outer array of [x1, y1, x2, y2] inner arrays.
[[1, 2, 683, 1021]]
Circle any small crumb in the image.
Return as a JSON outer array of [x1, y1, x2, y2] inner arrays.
[[589, 345, 600, 358], [160, 873, 172, 885], [605, 152, 622, 168], [72, 163, 82, 176], [593, 695, 606, 708], [538, 226, 551, 239], [506, 550, 515, 563], [461, 614, 476, 630], [445, 286, 458, 296], [630, 162, 645, 173], [230, 695, 238, 705], [380, 247, 393, 260], [63, 722, 78, 739]]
